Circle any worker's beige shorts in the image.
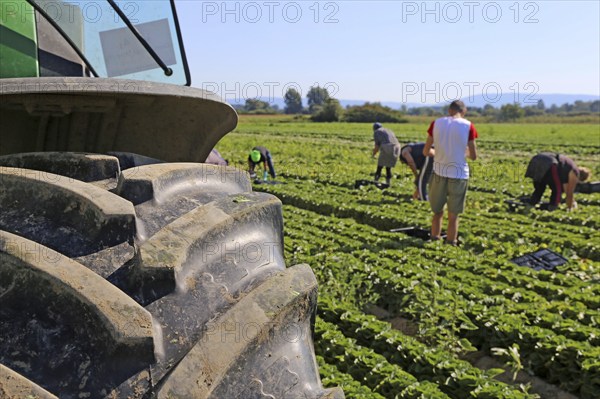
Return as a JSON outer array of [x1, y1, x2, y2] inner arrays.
[[428, 174, 469, 214]]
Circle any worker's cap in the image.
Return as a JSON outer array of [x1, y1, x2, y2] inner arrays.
[[250, 150, 261, 163], [373, 122, 382, 130]]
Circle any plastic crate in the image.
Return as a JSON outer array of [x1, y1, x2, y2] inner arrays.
[[511, 248, 567, 271], [253, 179, 283, 185], [505, 198, 553, 212], [390, 227, 447, 241], [576, 182, 600, 194], [354, 180, 389, 190]]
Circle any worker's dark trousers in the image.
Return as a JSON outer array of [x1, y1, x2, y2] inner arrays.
[[375, 166, 392, 182], [530, 164, 562, 206], [415, 156, 434, 200]]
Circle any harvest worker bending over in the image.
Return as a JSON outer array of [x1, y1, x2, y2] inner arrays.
[[525, 152, 590, 211], [248, 146, 276, 181], [400, 142, 434, 201], [372, 122, 401, 186], [423, 100, 478, 246]]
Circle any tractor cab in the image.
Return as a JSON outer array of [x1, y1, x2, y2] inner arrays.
[[1, 0, 189, 84], [0, 0, 236, 162]]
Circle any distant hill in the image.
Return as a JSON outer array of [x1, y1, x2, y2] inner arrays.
[[227, 94, 598, 110], [349, 94, 599, 109]]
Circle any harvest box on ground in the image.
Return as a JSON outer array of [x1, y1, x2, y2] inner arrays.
[[354, 180, 390, 190], [511, 248, 568, 271], [390, 227, 447, 241]]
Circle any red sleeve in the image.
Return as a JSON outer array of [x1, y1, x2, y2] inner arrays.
[[427, 121, 435, 136], [468, 123, 478, 140]]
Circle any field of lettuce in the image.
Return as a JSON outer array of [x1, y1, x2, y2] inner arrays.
[[217, 115, 600, 399]]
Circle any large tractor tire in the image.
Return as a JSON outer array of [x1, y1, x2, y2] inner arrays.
[[0, 152, 344, 398]]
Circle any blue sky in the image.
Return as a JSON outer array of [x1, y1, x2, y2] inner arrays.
[[175, 1, 600, 104]]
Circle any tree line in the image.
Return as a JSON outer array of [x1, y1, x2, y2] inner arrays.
[[236, 86, 405, 123], [236, 87, 599, 123], [408, 99, 600, 121]]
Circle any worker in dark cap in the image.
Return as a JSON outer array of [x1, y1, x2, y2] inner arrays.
[[248, 146, 276, 181], [372, 122, 401, 186]]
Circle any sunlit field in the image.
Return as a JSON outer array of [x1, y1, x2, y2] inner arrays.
[[217, 115, 600, 399]]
